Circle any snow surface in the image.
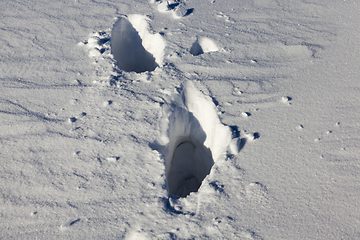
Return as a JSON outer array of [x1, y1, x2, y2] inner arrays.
[[1, 0, 360, 239]]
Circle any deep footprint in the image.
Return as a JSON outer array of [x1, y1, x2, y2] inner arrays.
[[167, 139, 213, 197], [165, 81, 231, 197], [111, 15, 162, 73]]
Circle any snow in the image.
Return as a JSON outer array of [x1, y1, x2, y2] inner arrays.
[[1, 0, 360, 239], [162, 81, 231, 197], [190, 37, 219, 56], [111, 14, 165, 73]]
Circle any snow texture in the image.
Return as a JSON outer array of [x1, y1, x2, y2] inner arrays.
[[1, 0, 360, 239]]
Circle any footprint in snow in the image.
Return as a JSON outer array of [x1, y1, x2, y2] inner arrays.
[[111, 15, 165, 73], [162, 81, 231, 197]]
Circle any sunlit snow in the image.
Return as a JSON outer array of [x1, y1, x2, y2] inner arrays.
[[1, 0, 360, 239]]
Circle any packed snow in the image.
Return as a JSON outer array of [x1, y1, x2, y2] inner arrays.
[[1, 0, 360, 239]]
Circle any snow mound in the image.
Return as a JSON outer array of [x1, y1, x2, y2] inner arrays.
[[163, 81, 231, 197], [190, 37, 219, 56], [154, 0, 193, 19], [111, 14, 165, 73]]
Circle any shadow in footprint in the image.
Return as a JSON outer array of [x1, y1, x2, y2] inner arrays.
[[111, 17, 157, 73], [164, 81, 231, 198], [98, 37, 110, 45], [231, 125, 246, 151], [168, 2, 180, 9], [166, 109, 213, 197], [185, 8, 194, 16], [229, 125, 240, 138], [190, 41, 204, 56]]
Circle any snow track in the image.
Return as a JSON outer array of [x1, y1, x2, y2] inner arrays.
[[1, 0, 360, 239], [164, 81, 231, 197], [111, 15, 165, 73]]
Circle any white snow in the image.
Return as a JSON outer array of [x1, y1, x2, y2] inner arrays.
[[190, 37, 219, 56], [1, 0, 360, 239]]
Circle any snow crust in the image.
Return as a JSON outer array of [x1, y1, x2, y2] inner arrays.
[[1, 0, 360, 239]]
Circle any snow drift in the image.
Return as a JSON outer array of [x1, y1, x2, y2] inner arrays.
[[163, 81, 231, 197], [111, 14, 165, 73]]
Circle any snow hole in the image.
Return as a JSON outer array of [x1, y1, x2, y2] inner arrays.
[[164, 81, 231, 197], [111, 15, 165, 73]]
